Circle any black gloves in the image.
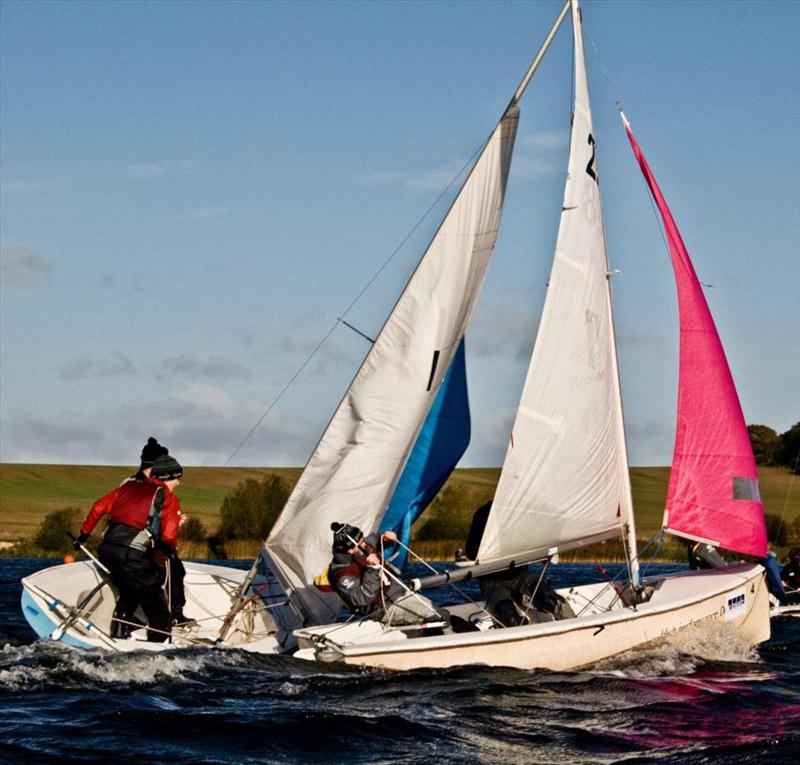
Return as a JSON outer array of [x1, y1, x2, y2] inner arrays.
[[73, 532, 89, 550]]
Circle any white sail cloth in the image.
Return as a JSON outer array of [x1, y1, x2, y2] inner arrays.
[[478, 3, 635, 564], [266, 108, 520, 625]]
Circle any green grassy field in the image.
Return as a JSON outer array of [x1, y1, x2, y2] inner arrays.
[[0, 464, 301, 540], [1, 463, 797, 555]]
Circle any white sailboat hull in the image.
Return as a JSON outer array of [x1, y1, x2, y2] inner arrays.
[[20, 560, 287, 653], [294, 564, 770, 671]]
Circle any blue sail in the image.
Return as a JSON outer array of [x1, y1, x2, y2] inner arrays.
[[379, 338, 470, 568]]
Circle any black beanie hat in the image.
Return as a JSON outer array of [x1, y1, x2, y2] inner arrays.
[[151, 454, 183, 481], [140, 437, 168, 467], [331, 522, 363, 553]]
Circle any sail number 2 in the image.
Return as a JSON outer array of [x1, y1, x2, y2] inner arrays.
[[586, 134, 597, 183]]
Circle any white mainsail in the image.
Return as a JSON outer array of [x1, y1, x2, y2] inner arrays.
[[266, 107, 520, 624], [478, 1, 636, 566]]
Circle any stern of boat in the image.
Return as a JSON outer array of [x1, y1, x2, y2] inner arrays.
[[20, 560, 289, 653]]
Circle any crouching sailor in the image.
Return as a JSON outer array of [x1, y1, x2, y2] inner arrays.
[[74, 453, 185, 642], [466, 502, 575, 627], [327, 522, 450, 630]]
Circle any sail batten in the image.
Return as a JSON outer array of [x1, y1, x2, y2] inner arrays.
[[477, 0, 635, 565], [621, 112, 767, 559]]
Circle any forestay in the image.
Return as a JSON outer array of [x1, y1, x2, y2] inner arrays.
[[621, 114, 767, 559], [477, 2, 635, 566], [265, 108, 520, 625]]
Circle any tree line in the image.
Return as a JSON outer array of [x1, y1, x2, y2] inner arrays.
[[16, 421, 800, 557], [748, 422, 800, 473]]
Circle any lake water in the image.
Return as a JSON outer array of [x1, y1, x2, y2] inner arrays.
[[1, 558, 798, 764]]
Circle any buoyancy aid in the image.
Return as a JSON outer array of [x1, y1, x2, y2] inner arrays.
[[329, 555, 386, 614], [313, 566, 334, 592]]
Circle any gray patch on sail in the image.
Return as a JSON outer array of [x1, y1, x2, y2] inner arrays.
[[733, 476, 761, 502]]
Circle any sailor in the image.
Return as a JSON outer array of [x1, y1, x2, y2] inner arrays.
[[763, 551, 789, 606], [687, 541, 727, 570], [136, 440, 190, 625], [328, 522, 450, 629], [781, 548, 800, 604], [74, 450, 185, 641], [465, 502, 575, 627]]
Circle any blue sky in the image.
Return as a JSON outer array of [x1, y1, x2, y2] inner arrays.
[[1, 0, 798, 468]]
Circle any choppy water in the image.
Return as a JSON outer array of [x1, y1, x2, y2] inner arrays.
[[2, 558, 798, 764]]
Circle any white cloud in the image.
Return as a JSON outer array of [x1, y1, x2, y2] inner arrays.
[[0, 247, 50, 285], [274, 335, 360, 374], [355, 131, 567, 192], [59, 352, 138, 380], [1, 385, 319, 466], [404, 159, 470, 192], [355, 158, 469, 193], [159, 354, 252, 381]]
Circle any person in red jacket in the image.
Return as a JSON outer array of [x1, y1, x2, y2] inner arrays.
[[133, 438, 190, 624], [75, 451, 184, 641]]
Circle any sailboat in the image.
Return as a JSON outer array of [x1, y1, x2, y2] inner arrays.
[[20, 0, 771, 662], [290, 0, 771, 670]]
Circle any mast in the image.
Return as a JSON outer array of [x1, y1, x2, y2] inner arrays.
[[509, 0, 571, 110], [580, 0, 640, 591]]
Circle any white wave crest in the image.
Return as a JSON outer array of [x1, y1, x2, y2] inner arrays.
[[592, 620, 760, 677], [0, 641, 252, 690]]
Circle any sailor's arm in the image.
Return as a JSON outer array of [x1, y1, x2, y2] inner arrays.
[[158, 492, 181, 552], [79, 486, 122, 536]]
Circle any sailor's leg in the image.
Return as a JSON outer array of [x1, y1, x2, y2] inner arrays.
[[120, 549, 172, 642], [97, 543, 138, 637]]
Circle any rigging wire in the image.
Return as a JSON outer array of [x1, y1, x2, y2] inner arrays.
[[223, 144, 483, 466], [585, 24, 674, 270]]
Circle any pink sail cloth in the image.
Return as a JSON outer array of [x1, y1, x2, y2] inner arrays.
[[622, 112, 766, 558]]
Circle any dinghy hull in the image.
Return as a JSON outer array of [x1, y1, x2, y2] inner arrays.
[[21, 560, 286, 653], [294, 564, 770, 671]]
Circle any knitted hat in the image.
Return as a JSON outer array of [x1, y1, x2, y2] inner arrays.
[[151, 454, 183, 481], [331, 522, 363, 553], [140, 437, 168, 467]]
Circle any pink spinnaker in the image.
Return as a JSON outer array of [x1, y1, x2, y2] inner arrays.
[[622, 113, 766, 558]]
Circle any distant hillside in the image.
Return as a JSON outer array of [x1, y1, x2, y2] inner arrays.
[[0, 464, 301, 540], [1, 463, 797, 553]]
